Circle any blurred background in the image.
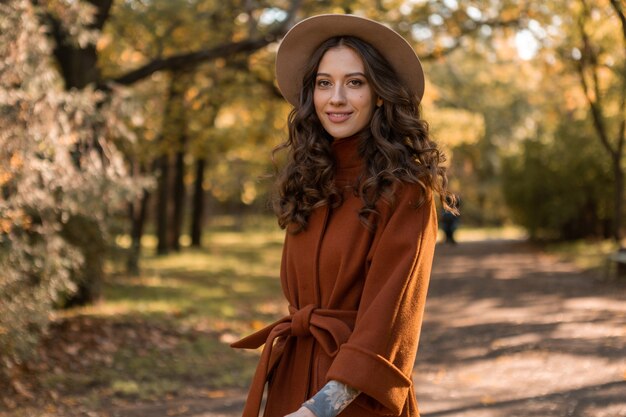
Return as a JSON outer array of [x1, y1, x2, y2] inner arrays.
[[1, 0, 624, 416]]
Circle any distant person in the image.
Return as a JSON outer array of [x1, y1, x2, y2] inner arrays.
[[231, 14, 456, 417], [441, 195, 460, 244]]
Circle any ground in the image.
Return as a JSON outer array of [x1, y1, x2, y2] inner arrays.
[[114, 239, 626, 417], [2, 237, 625, 417], [414, 239, 626, 417]]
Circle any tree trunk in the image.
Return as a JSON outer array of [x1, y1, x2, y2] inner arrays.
[[156, 153, 171, 255], [191, 158, 206, 247], [156, 75, 185, 255], [35, 0, 304, 305], [46, 0, 113, 89], [127, 189, 151, 275], [613, 156, 624, 245], [169, 134, 188, 251], [61, 215, 105, 307]]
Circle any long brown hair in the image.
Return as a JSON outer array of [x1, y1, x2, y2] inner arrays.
[[272, 36, 455, 233]]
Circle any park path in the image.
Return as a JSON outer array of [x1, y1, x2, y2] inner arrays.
[[413, 239, 626, 417], [114, 239, 626, 417]]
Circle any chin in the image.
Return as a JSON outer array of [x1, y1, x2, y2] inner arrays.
[[325, 128, 356, 139]]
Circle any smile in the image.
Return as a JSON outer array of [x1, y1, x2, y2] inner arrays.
[[326, 112, 352, 123]]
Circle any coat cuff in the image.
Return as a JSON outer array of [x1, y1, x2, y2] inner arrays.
[[326, 344, 412, 415]]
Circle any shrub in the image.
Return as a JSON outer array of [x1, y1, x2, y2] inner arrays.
[[502, 117, 613, 240], [0, 0, 138, 370]]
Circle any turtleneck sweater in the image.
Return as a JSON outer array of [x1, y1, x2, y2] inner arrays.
[[233, 132, 439, 417], [331, 133, 365, 184]]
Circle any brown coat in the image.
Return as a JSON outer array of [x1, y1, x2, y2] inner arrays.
[[232, 134, 438, 417]]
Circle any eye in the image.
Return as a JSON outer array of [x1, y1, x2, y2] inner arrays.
[[347, 79, 364, 87], [316, 79, 332, 88]]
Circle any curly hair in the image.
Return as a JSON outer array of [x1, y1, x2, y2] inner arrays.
[[272, 36, 455, 233]]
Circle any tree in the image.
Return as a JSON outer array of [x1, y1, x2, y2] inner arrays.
[[573, 0, 625, 244], [0, 0, 137, 366], [502, 119, 613, 239], [28, 0, 304, 276], [508, 0, 626, 241]]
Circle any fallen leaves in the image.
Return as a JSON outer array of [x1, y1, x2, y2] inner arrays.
[[10, 379, 34, 399]]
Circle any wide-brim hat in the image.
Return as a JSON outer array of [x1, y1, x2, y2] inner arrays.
[[275, 14, 425, 107]]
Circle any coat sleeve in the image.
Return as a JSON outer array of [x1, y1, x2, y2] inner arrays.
[[326, 183, 438, 415]]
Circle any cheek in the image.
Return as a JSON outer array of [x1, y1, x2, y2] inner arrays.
[[313, 91, 324, 114], [357, 94, 375, 113]]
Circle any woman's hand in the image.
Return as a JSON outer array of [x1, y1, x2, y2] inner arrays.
[[284, 406, 317, 417]]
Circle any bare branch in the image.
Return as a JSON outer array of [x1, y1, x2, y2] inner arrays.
[[609, 0, 626, 157], [230, 60, 284, 100], [110, 35, 273, 85], [575, 0, 615, 156], [106, 0, 303, 86], [421, 17, 522, 61], [609, 0, 626, 42]]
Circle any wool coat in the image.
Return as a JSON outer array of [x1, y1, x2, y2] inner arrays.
[[232, 134, 438, 417]]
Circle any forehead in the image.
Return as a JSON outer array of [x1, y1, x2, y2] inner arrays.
[[317, 46, 365, 74]]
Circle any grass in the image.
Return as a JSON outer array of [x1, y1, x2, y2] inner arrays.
[[102, 215, 287, 329], [540, 238, 622, 273], [445, 225, 622, 276], [6, 215, 288, 415], [442, 225, 528, 242], [8, 215, 618, 416]]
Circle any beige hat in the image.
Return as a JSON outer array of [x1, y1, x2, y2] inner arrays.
[[275, 14, 425, 107]]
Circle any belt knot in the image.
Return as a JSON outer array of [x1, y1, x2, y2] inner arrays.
[[290, 304, 316, 337], [231, 305, 357, 417]]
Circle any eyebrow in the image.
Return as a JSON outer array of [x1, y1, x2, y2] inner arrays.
[[316, 72, 366, 78]]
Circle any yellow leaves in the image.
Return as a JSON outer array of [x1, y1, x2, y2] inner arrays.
[[10, 152, 22, 169], [166, 405, 190, 416], [251, 320, 266, 331], [480, 395, 496, 405], [563, 88, 588, 112], [96, 32, 113, 51], [429, 108, 485, 148], [184, 87, 198, 102], [215, 58, 226, 69], [0, 170, 12, 188], [205, 389, 227, 398], [111, 380, 140, 396], [10, 380, 34, 399], [191, 100, 203, 111], [0, 208, 32, 234], [0, 153, 23, 186], [215, 107, 239, 129], [119, 49, 146, 65], [241, 180, 258, 205]]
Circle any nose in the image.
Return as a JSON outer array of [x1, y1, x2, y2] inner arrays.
[[329, 84, 346, 106]]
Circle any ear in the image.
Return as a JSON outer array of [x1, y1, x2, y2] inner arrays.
[[376, 97, 383, 107]]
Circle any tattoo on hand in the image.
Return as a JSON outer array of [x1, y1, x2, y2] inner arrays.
[[302, 380, 360, 417]]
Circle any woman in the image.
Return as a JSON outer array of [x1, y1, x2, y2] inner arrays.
[[232, 14, 455, 417]]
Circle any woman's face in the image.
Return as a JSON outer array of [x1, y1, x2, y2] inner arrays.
[[313, 46, 377, 140]]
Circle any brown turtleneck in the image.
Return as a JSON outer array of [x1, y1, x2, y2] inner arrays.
[[232, 134, 438, 417]]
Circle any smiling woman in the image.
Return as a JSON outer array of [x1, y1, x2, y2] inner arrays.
[[231, 14, 457, 417], [313, 45, 378, 140]]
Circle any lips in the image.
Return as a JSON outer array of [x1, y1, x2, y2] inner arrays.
[[326, 112, 352, 123]]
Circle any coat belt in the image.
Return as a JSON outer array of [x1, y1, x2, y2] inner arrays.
[[231, 304, 357, 417]]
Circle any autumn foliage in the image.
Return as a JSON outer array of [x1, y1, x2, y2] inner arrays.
[[0, 0, 139, 369], [0, 0, 624, 400]]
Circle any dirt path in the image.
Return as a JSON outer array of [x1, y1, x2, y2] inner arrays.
[[415, 240, 626, 417], [112, 239, 626, 417]]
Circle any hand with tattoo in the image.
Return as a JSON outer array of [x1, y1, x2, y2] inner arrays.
[[300, 380, 360, 417]]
